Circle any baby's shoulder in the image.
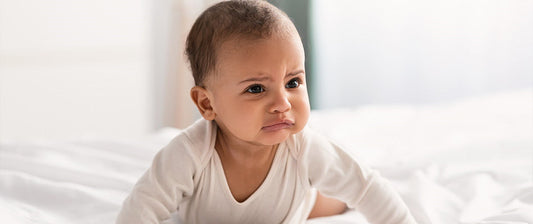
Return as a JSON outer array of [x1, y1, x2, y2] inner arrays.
[[291, 126, 355, 162], [286, 127, 334, 158], [164, 119, 216, 166]]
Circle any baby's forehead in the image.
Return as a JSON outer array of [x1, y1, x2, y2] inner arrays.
[[217, 32, 302, 62], [212, 36, 303, 78], [219, 26, 300, 52], [217, 35, 269, 53]]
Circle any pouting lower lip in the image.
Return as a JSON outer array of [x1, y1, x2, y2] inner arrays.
[[262, 122, 294, 131]]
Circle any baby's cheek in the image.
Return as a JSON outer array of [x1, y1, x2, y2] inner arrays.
[[295, 105, 310, 131]]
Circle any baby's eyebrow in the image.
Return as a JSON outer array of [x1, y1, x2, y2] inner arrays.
[[238, 70, 305, 84], [238, 75, 270, 84], [287, 70, 305, 78]]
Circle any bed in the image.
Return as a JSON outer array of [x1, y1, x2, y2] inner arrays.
[[1, 88, 532, 224]]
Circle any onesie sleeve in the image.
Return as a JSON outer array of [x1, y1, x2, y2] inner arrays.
[[116, 134, 199, 224], [300, 128, 417, 224]]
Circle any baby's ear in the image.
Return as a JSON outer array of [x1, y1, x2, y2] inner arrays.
[[190, 86, 216, 120]]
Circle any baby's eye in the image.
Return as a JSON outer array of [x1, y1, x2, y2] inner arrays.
[[285, 78, 301, 89], [246, 84, 265, 94]]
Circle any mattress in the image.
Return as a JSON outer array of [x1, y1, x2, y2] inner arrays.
[[1, 88, 532, 224]]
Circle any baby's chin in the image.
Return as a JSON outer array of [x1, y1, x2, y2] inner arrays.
[[258, 128, 301, 146]]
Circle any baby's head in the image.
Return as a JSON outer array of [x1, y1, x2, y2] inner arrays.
[[186, 0, 297, 86], [187, 0, 310, 146]]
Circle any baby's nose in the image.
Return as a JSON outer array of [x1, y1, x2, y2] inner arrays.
[[269, 91, 291, 113]]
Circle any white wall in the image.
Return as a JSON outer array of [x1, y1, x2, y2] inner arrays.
[[0, 0, 151, 141], [151, 0, 215, 130], [312, 0, 533, 108]]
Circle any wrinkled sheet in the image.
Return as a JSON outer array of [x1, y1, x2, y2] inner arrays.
[[1, 89, 532, 224]]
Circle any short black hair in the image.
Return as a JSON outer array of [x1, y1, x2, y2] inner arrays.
[[185, 0, 296, 86]]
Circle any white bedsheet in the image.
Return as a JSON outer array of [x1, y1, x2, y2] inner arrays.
[[1, 89, 532, 224]]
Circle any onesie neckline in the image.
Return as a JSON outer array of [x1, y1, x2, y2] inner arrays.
[[212, 141, 284, 206]]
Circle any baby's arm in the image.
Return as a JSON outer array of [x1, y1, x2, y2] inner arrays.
[[302, 130, 417, 224], [116, 135, 197, 223]]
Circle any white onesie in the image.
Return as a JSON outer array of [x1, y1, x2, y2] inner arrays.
[[117, 119, 416, 224]]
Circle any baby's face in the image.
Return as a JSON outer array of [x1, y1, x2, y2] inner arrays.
[[205, 33, 310, 146]]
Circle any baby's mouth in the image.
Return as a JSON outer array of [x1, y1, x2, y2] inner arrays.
[[262, 120, 294, 132]]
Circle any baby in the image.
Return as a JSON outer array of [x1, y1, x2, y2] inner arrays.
[[117, 1, 417, 223]]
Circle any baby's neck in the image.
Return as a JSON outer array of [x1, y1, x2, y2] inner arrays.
[[215, 129, 278, 168]]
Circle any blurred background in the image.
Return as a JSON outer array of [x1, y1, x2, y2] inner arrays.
[[1, 0, 532, 142]]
